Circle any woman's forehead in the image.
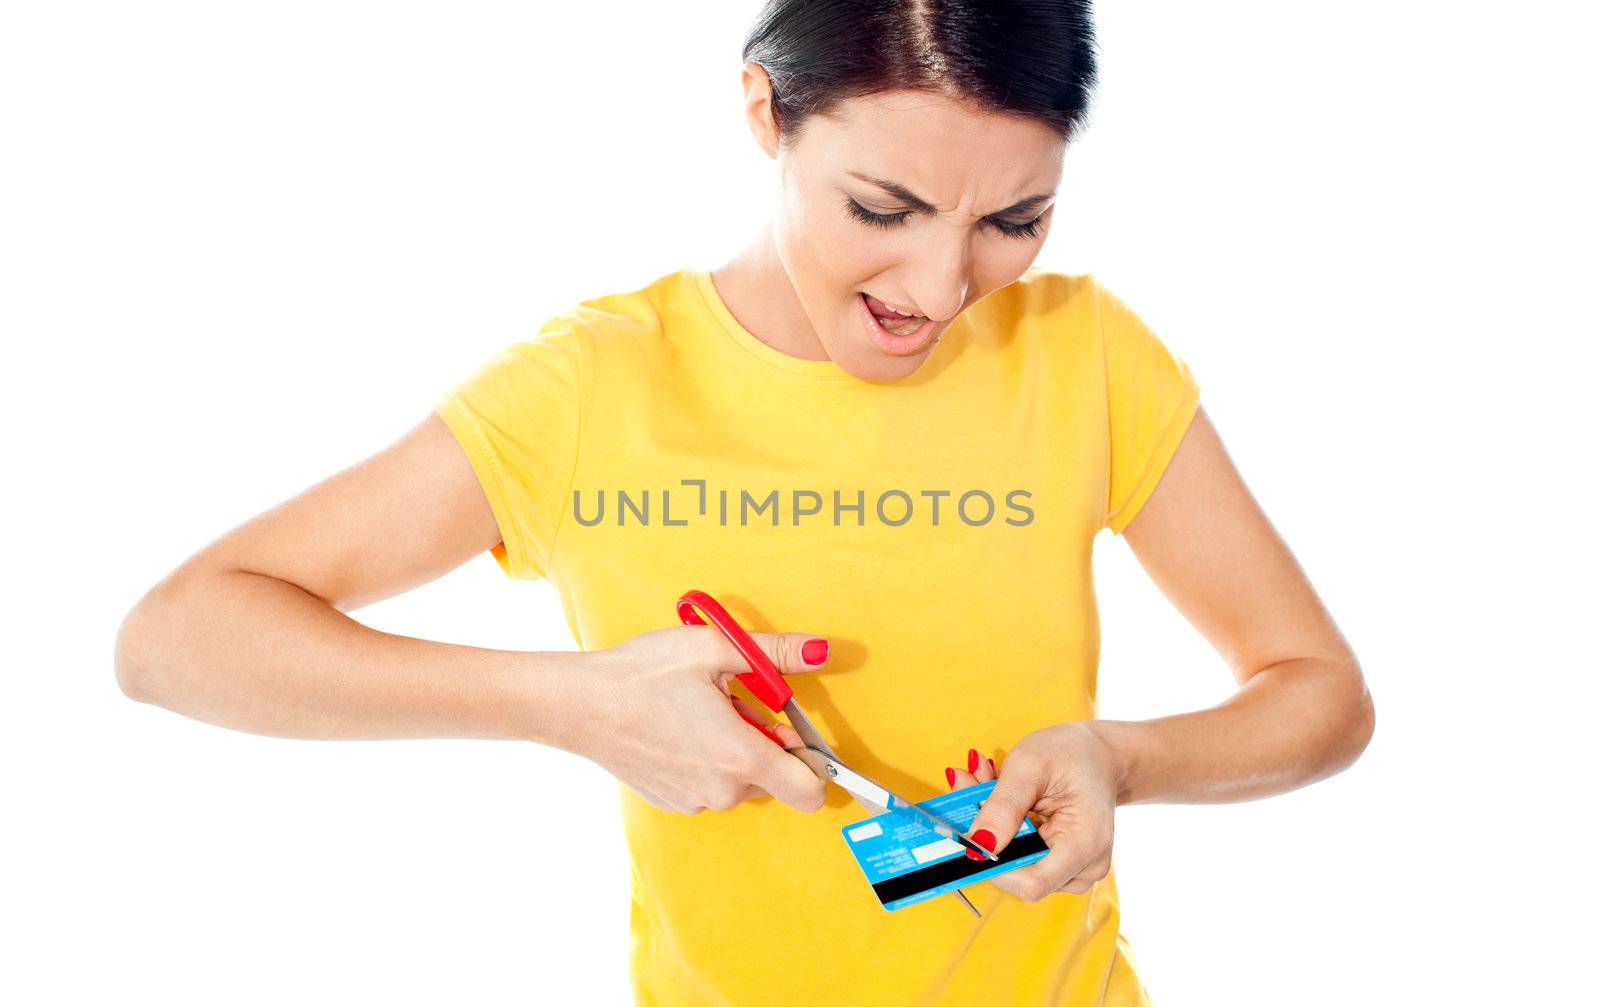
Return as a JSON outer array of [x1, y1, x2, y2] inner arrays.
[[799, 91, 1065, 211]]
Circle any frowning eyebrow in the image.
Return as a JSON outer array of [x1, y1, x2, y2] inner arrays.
[[846, 171, 1055, 217]]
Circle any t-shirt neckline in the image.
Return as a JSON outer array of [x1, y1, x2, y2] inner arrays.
[[691, 269, 859, 382]]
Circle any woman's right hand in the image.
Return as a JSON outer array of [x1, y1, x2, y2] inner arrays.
[[568, 623, 836, 815]]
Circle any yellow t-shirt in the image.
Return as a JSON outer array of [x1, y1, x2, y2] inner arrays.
[[434, 266, 1200, 1006]]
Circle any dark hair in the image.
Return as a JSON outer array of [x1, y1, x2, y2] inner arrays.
[[742, 0, 1098, 148]]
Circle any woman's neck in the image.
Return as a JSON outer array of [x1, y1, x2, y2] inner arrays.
[[711, 226, 830, 362]]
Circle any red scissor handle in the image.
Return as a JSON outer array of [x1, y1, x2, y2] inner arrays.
[[676, 589, 792, 745]]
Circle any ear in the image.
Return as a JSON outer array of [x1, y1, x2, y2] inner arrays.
[[740, 60, 780, 160]]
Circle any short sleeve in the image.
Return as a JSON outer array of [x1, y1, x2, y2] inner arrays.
[[433, 320, 585, 580], [1097, 278, 1202, 535]]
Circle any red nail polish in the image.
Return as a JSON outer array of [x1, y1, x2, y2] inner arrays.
[[987, 757, 996, 775], [960, 826, 985, 858], [945, 767, 956, 788], [967, 749, 979, 774], [802, 638, 828, 665]]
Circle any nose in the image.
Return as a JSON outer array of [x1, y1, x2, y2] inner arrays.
[[903, 228, 971, 322]]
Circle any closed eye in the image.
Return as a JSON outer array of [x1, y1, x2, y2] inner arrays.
[[843, 197, 1046, 240]]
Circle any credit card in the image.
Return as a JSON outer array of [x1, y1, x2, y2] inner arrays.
[[839, 779, 1049, 911]]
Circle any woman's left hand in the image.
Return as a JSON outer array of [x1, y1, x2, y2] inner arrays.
[[944, 722, 1125, 902]]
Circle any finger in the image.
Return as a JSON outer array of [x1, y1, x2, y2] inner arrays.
[[657, 781, 709, 816], [1053, 852, 1112, 895], [728, 694, 773, 731], [1002, 823, 1104, 899], [768, 720, 805, 749], [949, 748, 999, 789], [749, 738, 829, 813], [739, 631, 832, 676], [710, 783, 768, 810], [973, 751, 995, 784], [725, 695, 810, 803], [730, 695, 804, 748], [962, 760, 1044, 860]]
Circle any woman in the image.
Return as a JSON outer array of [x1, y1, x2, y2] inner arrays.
[[115, 1, 1374, 1004]]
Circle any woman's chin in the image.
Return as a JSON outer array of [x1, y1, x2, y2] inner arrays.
[[833, 341, 933, 382]]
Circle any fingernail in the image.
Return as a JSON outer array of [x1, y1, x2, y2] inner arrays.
[[965, 828, 996, 860], [945, 767, 956, 788], [987, 757, 996, 775], [967, 749, 979, 774], [802, 638, 829, 665]]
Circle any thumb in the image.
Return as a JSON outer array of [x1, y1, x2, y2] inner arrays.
[[964, 762, 1042, 859], [741, 631, 831, 676]]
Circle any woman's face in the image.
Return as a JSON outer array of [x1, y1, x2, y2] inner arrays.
[[743, 64, 1067, 382]]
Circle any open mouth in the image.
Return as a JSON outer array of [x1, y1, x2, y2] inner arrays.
[[864, 292, 926, 334], [858, 292, 936, 355]]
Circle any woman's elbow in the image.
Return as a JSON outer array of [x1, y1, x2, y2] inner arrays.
[[1327, 659, 1375, 772], [114, 587, 171, 704]]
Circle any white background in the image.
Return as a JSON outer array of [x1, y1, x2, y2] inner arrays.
[[4, 1, 1596, 1003]]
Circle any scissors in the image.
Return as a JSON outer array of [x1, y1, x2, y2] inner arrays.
[[676, 589, 997, 918]]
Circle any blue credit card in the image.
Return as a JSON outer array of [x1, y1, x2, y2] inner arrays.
[[839, 779, 1050, 911]]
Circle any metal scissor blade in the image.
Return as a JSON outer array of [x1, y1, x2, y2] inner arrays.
[[788, 746, 998, 863], [786, 736, 887, 817], [882, 792, 999, 862], [781, 700, 836, 757], [785, 739, 988, 917], [780, 701, 893, 815]]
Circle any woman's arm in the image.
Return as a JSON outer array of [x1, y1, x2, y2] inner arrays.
[[1101, 404, 1375, 804], [114, 412, 836, 814], [113, 412, 592, 749], [948, 403, 1373, 900]]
